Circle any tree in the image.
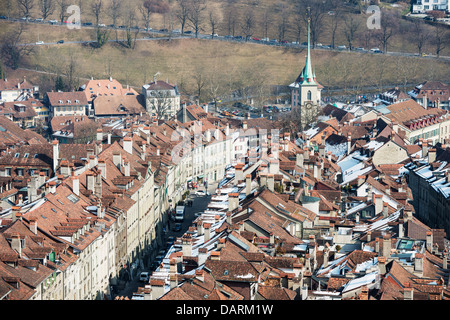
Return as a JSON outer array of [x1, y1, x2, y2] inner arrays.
[[0, 25, 34, 69], [91, 0, 103, 26], [140, 0, 169, 31], [55, 74, 66, 91], [327, 7, 342, 49], [374, 10, 397, 54], [187, 0, 206, 38], [209, 10, 219, 39], [297, 0, 329, 47], [17, 0, 34, 19], [175, 0, 190, 34], [412, 20, 428, 55], [432, 25, 448, 58], [260, 8, 271, 40], [223, 3, 239, 37], [39, 0, 54, 20], [107, 0, 121, 26], [276, 6, 289, 42], [240, 7, 255, 41], [56, 0, 69, 23], [343, 14, 360, 50], [95, 26, 109, 48]]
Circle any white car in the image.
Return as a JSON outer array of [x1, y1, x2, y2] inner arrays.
[[36, 41, 44, 45], [195, 190, 206, 196]]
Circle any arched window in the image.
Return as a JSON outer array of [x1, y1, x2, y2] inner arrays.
[[307, 90, 312, 101]]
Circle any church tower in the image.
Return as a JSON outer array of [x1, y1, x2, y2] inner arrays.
[[289, 9, 323, 129]]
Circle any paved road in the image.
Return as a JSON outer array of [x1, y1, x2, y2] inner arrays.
[[7, 17, 449, 61], [112, 184, 215, 299]]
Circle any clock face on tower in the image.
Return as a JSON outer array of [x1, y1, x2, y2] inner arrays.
[[305, 102, 313, 110]]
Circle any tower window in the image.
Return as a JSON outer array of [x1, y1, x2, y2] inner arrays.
[[307, 90, 312, 100]]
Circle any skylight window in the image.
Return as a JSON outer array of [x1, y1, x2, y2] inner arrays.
[[67, 194, 79, 204]]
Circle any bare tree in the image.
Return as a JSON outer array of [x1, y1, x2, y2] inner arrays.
[[223, 3, 239, 37], [240, 7, 255, 41], [411, 19, 428, 55], [260, 8, 271, 40], [374, 10, 397, 53], [17, 0, 34, 19], [187, 0, 206, 38], [432, 25, 448, 58], [1, 25, 34, 69], [276, 5, 289, 42], [297, 0, 329, 47], [39, 0, 54, 20], [343, 14, 360, 50], [91, 0, 103, 26], [327, 7, 342, 48], [107, 0, 122, 26], [209, 10, 219, 39], [56, 0, 69, 23], [175, 0, 190, 33]]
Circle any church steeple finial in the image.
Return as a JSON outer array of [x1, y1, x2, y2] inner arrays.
[[304, 7, 314, 84]]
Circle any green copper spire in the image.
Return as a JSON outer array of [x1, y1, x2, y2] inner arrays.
[[302, 12, 315, 85]]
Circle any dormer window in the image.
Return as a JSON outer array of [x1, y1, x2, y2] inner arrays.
[[58, 100, 63, 104]]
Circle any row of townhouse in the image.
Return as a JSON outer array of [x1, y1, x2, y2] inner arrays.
[[132, 109, 450, 300]]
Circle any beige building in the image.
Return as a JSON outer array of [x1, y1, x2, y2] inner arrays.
[[380, 99, 450, 145]]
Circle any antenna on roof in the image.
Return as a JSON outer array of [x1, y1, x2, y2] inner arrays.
[[153, 72, 160, 83]]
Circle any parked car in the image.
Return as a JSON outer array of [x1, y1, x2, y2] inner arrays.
[[36, 41, 44, 45], [184, 30, 193, 34], [195, 190, 206, 196], [57, 40, 64, 44], [139, 272, 149, 282], [355, 47, 365, 51], [173, 29, 181, 33], [337, 45, 346, 50], [173, 223, 182, 232]]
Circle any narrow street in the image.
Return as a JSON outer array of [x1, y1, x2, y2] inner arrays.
[[112, 183, 216, 299]]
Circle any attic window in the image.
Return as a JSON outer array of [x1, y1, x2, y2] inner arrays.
[[14, 153, 19, 158], [51, 208, 57, 213], [223, 270, 229, 276], [75, 100, 79, 103], [24, 153, 29, 158]]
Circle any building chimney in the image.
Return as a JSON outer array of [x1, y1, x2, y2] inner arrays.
[[182, 235, 192, 257], [72, 175, 79, 196], [203, 223, 211, 242], [245, 174, 252, 196], [228, 193, 239, 212], [113, 152, 121, 169], [96, 128, 103, 142], [29, 217, 37, 235], [210, 251, 220, 261], [373, 194, 383, 215], [123, 160, 130, 176], [52, 140, 59, 173], [198, 247, 208, 266], [403, 283, 414, 300], [123, 136, 133, 154], [98, 159, 107, 179], [94, 173, 102, 198], [382, 234, 391, 258], [422, 140, 428, 158], [426, 231, 433, 252], [234, 163, 244, 182], [296, 151, 304, 168], [86, 173, 95, 192], [11, 233, 22, 257], [414, 253, 423, 273], [267, 174, 275, 192], [428, 148, 436, 163]]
